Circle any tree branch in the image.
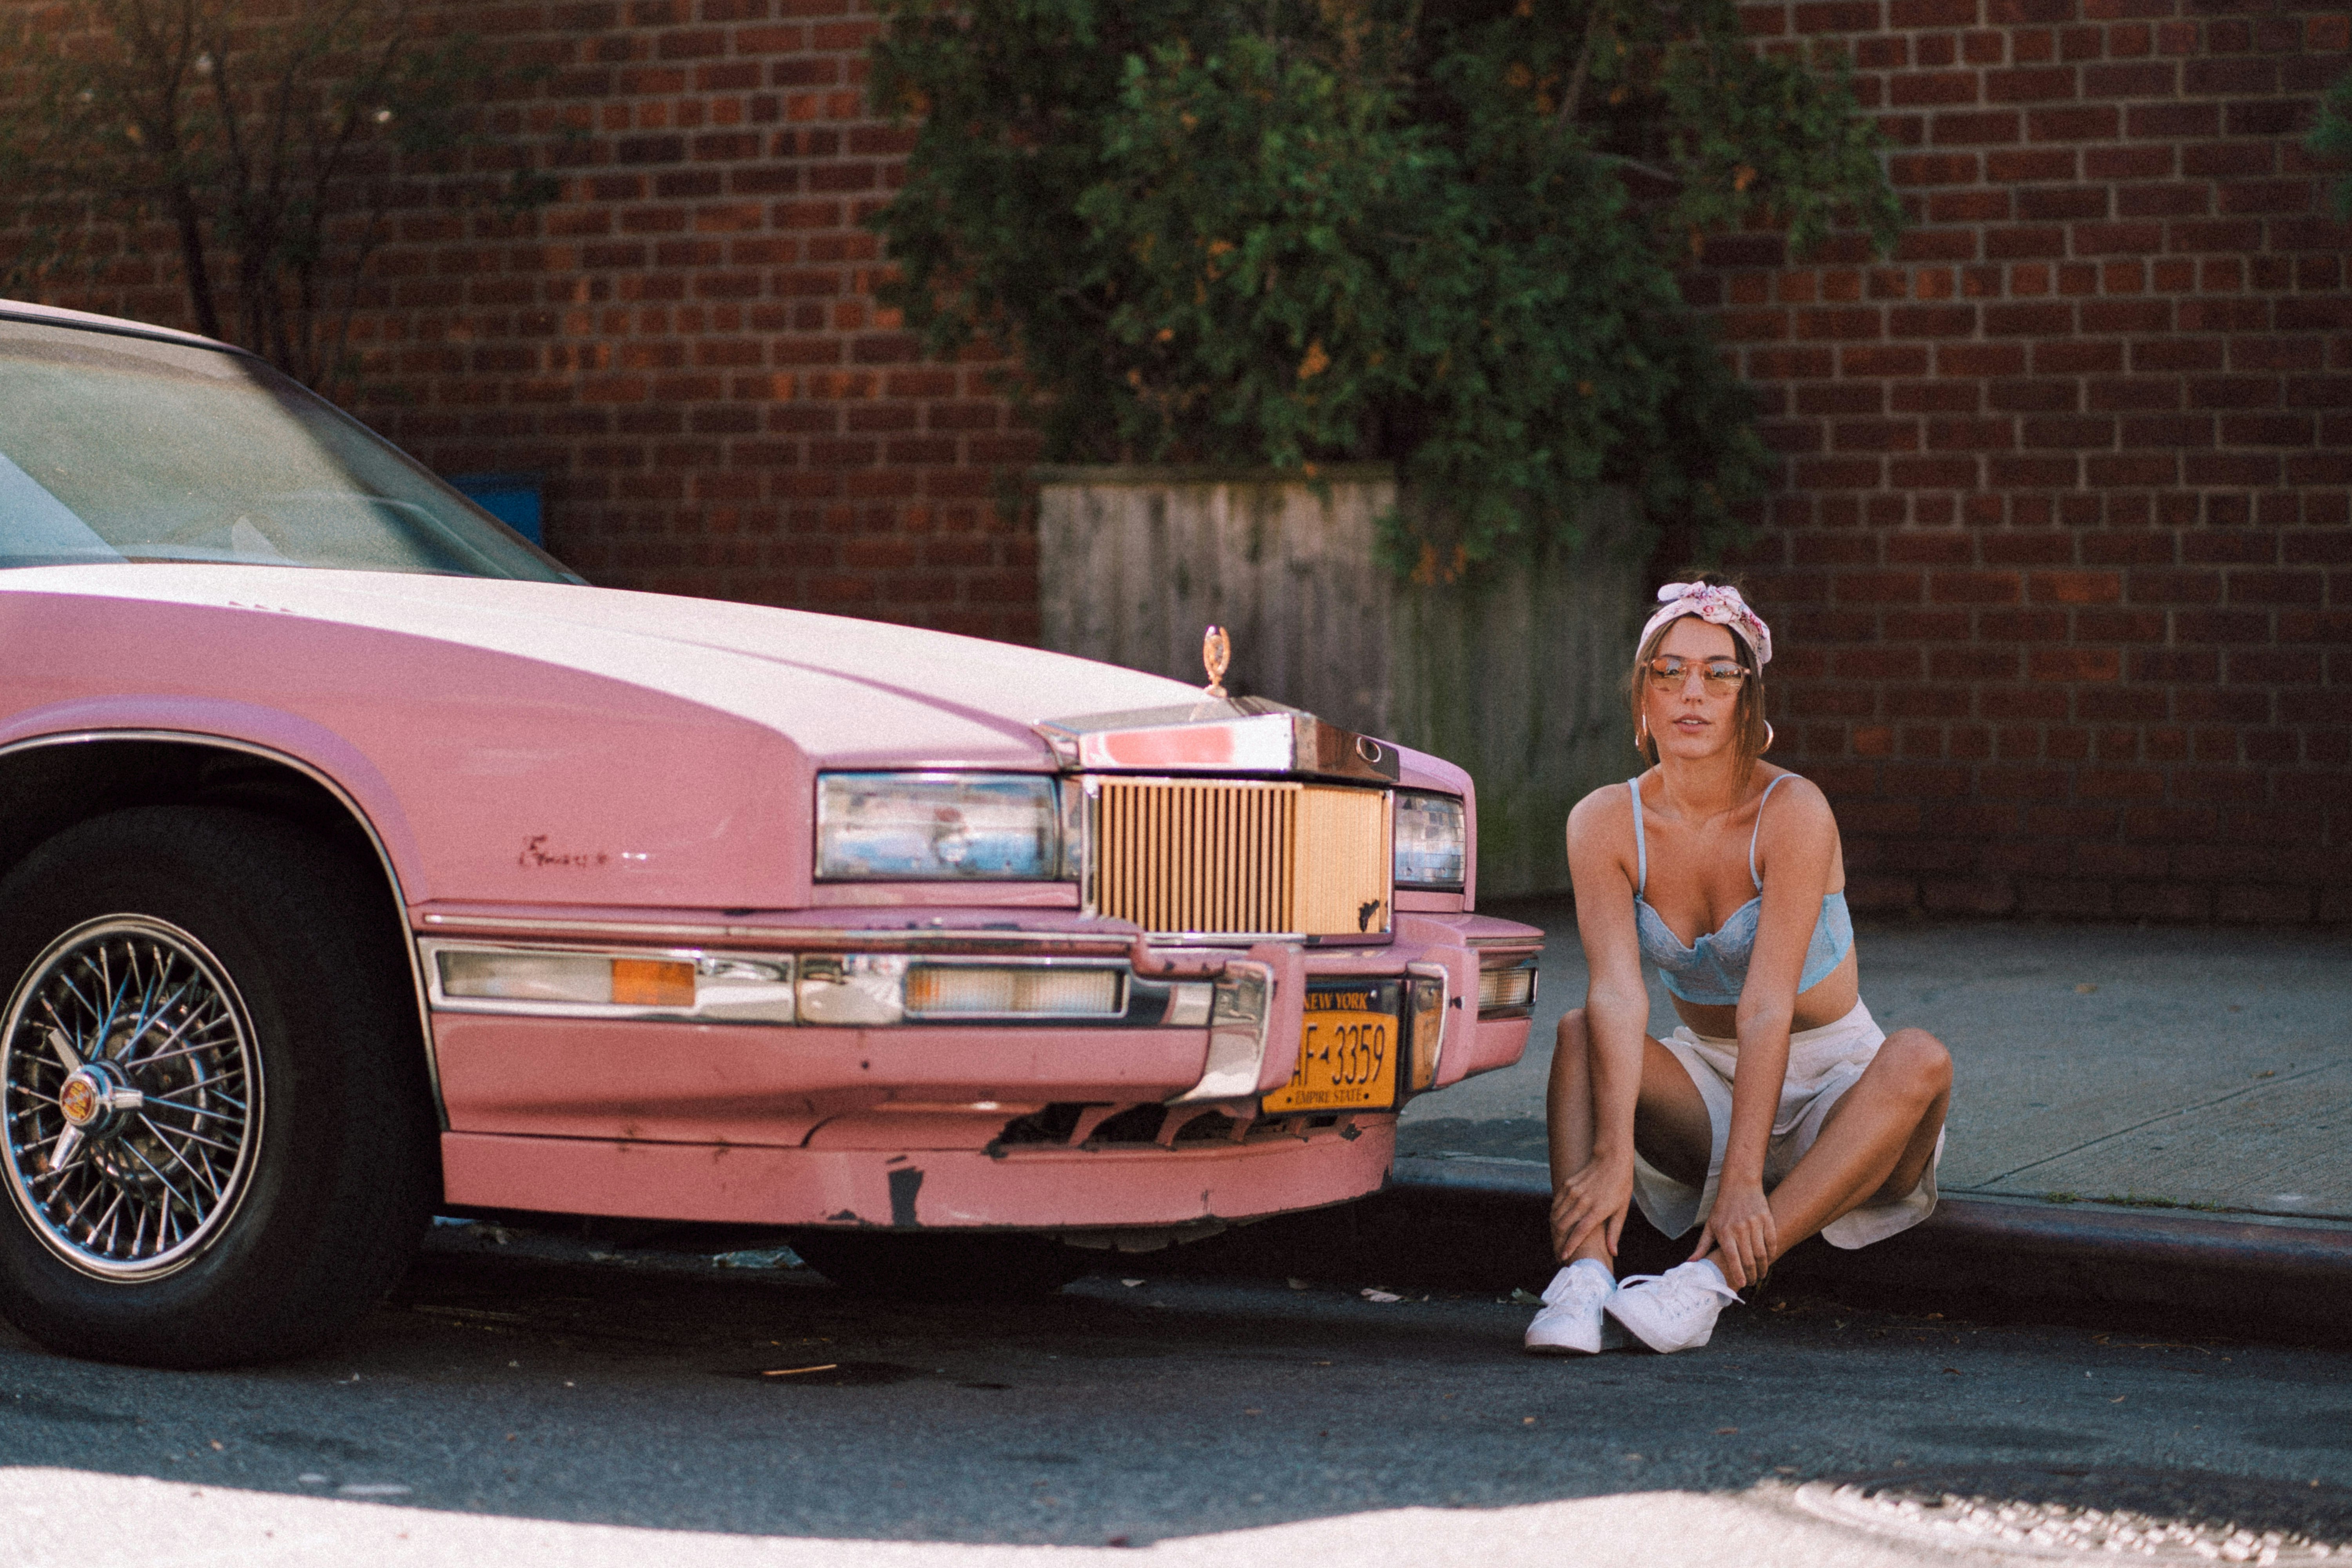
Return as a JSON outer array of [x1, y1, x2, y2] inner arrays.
[[123, 0, 226, 341], [1589, 149, 1682, 186], [1554, 4, 1602, 131]]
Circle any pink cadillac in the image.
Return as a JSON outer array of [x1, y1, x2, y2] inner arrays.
[[0, 301, 1542, 1367]]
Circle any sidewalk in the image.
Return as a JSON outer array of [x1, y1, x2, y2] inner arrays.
[[1403, 905, 2352, 1219], [1377, 906, 2352, 1338]]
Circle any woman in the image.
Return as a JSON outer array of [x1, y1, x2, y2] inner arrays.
[[1525, 577, 1951, 1356]]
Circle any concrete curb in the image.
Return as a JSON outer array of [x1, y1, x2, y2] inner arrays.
[[1147, 1154, 2352, 1346], [1394, 1155, 2352, 1343], [1772, 1190, 2352, 1343], [1904, 1191, 2352, 1280]]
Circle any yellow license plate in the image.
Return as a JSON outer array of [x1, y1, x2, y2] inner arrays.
[[1262, 984, 1399, 1114]]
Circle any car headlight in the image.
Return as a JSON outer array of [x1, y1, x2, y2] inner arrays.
[[816, 772, 1067, 881], [1394, 791, 1466, 890]]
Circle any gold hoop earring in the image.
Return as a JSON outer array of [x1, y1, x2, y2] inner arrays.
[[1637, 714, 1650, 753], [1763, 720, 1775, 752]]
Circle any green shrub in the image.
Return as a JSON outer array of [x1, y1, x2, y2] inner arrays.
[[869, 0, 1903, 574]]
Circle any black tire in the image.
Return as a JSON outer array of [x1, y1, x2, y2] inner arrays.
[[789, 1230, 1092, 1303], [0, 806, 434, 1367]]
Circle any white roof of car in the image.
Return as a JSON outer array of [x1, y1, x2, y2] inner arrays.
[[0, 298, 236, 353]]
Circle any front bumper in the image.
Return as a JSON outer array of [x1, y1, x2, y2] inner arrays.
[[417, 904, 1540, 1231], [440, 1120, 1403, 1232]]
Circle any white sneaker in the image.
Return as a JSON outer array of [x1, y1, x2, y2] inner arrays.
[[1604, 1259, 1742, 1353], [1523, 1261, 1627, 1354]]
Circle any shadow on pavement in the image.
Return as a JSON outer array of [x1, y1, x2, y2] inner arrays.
[[7, 1227, 2343, 1548]]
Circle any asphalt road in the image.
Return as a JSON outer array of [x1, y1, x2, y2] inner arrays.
[[2, 1232, 2349, 1567]]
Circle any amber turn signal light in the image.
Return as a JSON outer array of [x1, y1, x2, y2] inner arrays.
[[610, 958, 697, 1008], [1406, 974, 1446, 1092]]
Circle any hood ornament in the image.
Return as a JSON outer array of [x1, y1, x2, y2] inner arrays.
[[1035, 624, 1397, 784]]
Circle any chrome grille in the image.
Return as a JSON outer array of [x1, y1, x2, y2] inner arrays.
[[1089, 778, 1392, 939]]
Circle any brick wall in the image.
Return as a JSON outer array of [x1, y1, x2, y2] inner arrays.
[[356, 0, 1040, 639], [6, 0, 2347, 918], [1700, 0, 2350, 922]]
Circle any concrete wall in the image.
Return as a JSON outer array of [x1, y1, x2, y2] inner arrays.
[[1036, 470, 1644, 898]]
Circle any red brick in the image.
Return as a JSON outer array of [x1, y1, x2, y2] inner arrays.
[[1984, 302, 2075, 336], [1891, 71, 1982, 107], [1989, 151, 2083, 187], [1796, 0, 1882, 29], [1893, 378, 1982, 414], [2220, 414, 2315, 446], [1891, 0, 1977, 21], [1929, 570, 2024, 604], [1928, 189, 2015, 223], [1931, 110, 2024, 144], [2086, 377, 2178, 413], [2085, 145, 2174, 181], [2126, 103, 2220, 139], [2183, 57, 2278, 95], [1986, 225, 2071, 259], [1923, 416, 2017, 451], [1988, 67, 2079, 102], [1980, 534, 2077, 568], [1891, 151, 1987, 187]]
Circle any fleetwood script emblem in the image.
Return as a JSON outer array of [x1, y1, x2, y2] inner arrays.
[[1202, 624, 1231, 699]]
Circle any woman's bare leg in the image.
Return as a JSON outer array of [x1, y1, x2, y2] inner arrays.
[[1730, 1027, 1952, 1265], [1546, 1008, 1715, 1265]]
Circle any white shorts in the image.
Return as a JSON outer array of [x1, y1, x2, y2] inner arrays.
[[1630, 1000, 1942, 1250]]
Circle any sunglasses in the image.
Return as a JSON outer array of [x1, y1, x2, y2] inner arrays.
[[1646, 655, 1748, 694]]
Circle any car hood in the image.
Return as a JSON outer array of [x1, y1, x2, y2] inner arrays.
[[4, 564, 1209, 768]]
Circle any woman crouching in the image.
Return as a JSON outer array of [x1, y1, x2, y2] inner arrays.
[[1526, 576, 1952, 1356]]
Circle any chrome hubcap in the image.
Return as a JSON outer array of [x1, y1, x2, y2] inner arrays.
[[1, 918, 263, 1280], [57, 1062, 142, 1136]]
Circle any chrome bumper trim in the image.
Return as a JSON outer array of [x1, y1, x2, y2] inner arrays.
[[1165, 960, 1277, 1105], [417, 911, 1139, 956], [423, 939, 1172, 1030]]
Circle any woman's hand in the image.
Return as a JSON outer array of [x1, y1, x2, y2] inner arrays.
[[1550, 1154, 1635, 1264], [1693, 1178, 1776, 1290]]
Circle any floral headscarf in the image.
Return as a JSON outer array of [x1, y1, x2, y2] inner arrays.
[[1639, 581, 1772, 668]]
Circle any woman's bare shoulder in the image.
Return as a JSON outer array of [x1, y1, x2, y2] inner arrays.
[[1759, 767, 1834, 816], [1566, 777, 1637, 844], [1756, 768, 1839, 848]]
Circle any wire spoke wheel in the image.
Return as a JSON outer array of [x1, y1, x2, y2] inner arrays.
[[1, 917, 264, 1281]]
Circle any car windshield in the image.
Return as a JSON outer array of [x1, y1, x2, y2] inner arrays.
[[0, 316, 578, 581]]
